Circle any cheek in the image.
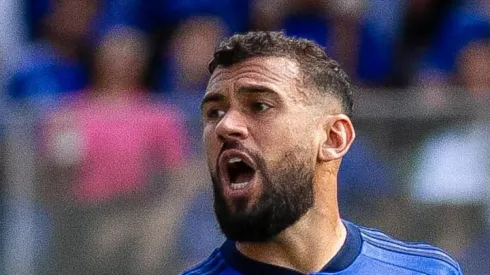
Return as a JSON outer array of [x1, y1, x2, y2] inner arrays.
[[253, 124, 295, 160], [203, 126, 219, 170], [255, 119, 315, 160]]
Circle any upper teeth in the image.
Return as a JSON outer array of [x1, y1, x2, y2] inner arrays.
[[229, 157, 242, 164]]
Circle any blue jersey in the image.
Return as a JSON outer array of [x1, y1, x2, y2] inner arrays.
[[182, 220, 462, 274]]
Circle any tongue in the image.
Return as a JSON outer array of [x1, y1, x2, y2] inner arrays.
[[233, 169, 254, 184]]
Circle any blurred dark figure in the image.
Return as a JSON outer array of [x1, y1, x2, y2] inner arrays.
[[152, 0, 248, 40], [155, 16, 228, 272], [411, 37, 490, 263], [250, 0, 361, 75], [157, 16, 228, 155], [42, 26, 191, 274], [250, 0, 401, 87], [459, 234, 490, 274], [453, 38, 490, 275], [337, 136, 398, 230], [413, 0, 490, 89], [389, 0, 459, 87], [8, 0, 97, 107], [456, 40, 490, 100], [0, 148, 4, 275]]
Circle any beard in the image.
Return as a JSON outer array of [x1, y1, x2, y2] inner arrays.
[[211, 146, 315, 242]]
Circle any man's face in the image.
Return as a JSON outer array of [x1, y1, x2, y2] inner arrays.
[[201, 56, 321, 242]]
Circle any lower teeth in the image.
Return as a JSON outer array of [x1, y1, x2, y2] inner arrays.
[[230, 182, 249, 190]]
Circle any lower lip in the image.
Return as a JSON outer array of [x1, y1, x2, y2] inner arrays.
[[223, 174, 257, 199]]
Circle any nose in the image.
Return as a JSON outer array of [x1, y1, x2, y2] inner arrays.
[[215, 110, 249, 141]]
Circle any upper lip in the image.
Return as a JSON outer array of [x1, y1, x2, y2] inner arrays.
[[218, 149, 257, 183]]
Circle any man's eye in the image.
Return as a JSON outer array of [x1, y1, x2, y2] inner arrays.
[[251, 102, 271, 112], [206, 108, 225, 119]]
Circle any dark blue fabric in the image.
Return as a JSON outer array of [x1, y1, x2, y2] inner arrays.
[[153, 0, 249, 33], [0, 189, 4, 275], [217, 220, 361, 275], [282, 15, 329, 47], [422, 5, 490, 73], [338, 136, 396, 216], [357, 22, 395, 84], [176, 190, 224, 268], [94, 0, 153, 36], [184, 220, 462, 274], [356, 0, 402, 84], [8, 42, 87, 106], [458, 232, 490, 275], [25, 0, 52, 39]]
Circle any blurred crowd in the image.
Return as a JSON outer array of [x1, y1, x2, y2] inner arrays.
[[1, 0, 490, 274]]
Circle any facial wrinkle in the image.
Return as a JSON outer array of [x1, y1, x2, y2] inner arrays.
[[208, 57, 301, 90]]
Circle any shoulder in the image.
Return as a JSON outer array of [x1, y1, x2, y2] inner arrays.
[[182, 249, 228, 275], [358, 225, 462, 274]]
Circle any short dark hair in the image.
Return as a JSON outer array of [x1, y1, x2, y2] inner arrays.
[[208, 31, 354, 116]]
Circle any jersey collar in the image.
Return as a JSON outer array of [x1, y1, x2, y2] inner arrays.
[[219, 220, 362, 274]]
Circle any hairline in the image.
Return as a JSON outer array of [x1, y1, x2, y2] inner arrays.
[[209, 54, 346, 114]]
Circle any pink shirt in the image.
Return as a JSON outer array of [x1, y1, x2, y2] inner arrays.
[[46, 93, 188, 204]]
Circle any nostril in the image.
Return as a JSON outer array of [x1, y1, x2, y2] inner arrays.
[[217, 130, 248, 142], [215, 112, 248, 140]]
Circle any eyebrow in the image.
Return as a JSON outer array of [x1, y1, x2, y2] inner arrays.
[[201, 93, 225, 110], [200, 85, 280, 110], [236, 85, 278, 96]]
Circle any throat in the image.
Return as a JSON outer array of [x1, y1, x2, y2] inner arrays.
[[235, 217, 347, 273]]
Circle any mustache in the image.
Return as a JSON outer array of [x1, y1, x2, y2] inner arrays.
[[220, 140, 249, 155], [216, 140, 262, 172]]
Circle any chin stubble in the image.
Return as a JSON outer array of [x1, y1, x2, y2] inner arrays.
[[212, 147, 314, 242]]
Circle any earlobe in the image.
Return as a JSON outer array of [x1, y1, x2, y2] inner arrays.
[[318, 114, 355, 162]]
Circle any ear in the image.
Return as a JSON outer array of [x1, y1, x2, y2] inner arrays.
[[318, 114, 355, 162]]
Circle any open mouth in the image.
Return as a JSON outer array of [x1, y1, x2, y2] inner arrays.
[[227, 157, 255, 190], [219, 150, 257, 192]]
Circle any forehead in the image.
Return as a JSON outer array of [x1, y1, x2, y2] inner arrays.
[[206, 56, 303, 95]]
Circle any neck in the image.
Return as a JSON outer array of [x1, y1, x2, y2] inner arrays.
[[236, 174, 345, 273]]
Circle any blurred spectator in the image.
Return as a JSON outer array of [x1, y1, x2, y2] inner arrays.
[[156, 16, 228, 155], [0, 150, 4, 275], [411, 36, 490, 258], [249, 0, 289, 31], [173, 186, 224, 272], [282, 1, 331, 46], [250, 0, 401, 86], [250, 1, 357, 72], [415, 0, 490, 88], [108, 0, 249, 75], [25, 0, 52, 39], [8, 0, 97, 108], [0, 0, 28, 76], [154, 16, 228, 272], [357, 0, 403, 86], [2, 1, 490, 274], [411, 119, 488, 256], [42, 26, 191, 274], [388, 0, 459, 87], [452, 38, 490, 274], [456, 40, 490, 100], [94, 0, 152, 35], [154, 0, 249, 34], [338, 135, 397, 220], [459, 232, 490, 274]]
